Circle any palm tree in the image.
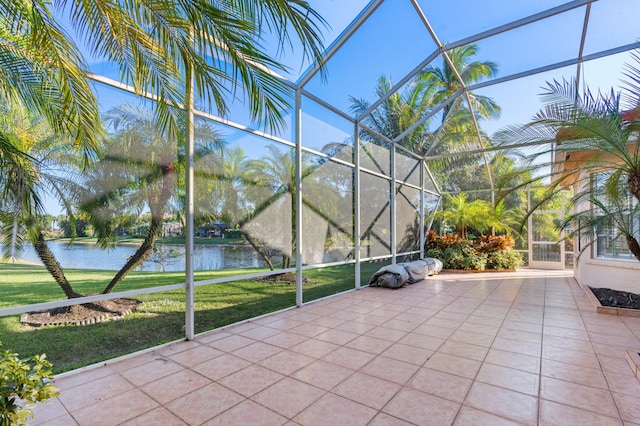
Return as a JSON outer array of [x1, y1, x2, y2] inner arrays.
[[350, 75, 437, 154], [1, 1, 327, 141], [81, 104, 226, 294], [496, 52, 640, 260], [0, 98, 85, 298], [421, 44, 500, 124]]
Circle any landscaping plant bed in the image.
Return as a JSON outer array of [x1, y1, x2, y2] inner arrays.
[[20, 298, 141, 327], [587, 287, 640, 317]]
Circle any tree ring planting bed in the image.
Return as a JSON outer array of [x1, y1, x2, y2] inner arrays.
[[20, 298, 141, 327], [588, 287, 640, 315]]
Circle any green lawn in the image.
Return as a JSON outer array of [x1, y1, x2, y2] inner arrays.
[[0, 261, 385, 373]]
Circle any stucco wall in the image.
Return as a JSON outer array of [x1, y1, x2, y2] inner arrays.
[[575, 257, 640, 294]]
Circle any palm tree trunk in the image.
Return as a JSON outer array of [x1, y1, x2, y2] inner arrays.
[[33, 233, 82, 299], [626, 234, 640, 262], [241, 230, 275, 270], [627, 170, 640, 204], [102, 162, 174, 294]]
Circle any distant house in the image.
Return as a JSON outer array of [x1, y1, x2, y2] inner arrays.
[[195, 223, 230, 238]]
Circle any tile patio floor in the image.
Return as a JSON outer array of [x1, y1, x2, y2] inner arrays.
[[33, 270, 640, 425]]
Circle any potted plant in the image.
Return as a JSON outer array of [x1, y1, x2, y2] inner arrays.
[[0, 342, 59, 425]]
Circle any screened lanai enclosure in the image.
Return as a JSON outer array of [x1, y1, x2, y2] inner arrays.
[[1, 0, 639, 371]]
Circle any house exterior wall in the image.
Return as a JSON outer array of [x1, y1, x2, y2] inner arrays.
[[575, 257, 640, 294], [571, 170, 640, 294]]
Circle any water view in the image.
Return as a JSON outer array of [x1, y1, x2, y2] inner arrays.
[[16, 241, 267, 272]]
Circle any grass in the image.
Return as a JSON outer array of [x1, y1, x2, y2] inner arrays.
[[0, 260, 386, 373]]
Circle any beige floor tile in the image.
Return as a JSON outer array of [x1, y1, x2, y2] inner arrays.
[[543, 324, 590, 341], [315, 328, 359, 345], [368, 412, 414, 425], [425, 352, 481, 379], [292, 359, 354, 390], [503, 320, 543, 334], [218, 364, 285, 397], [265, 318, 305, 331], [439, 340, 489, 361], [485, 348, 540, 374], [238, 325, 282, 340], [335, 320, 376, 335], [605, 370, 640, 396], [288, 323, 331, 337], [58, 374, 135, 412], [381, 343, 433, 365], [168, 345, 222, 368], [613, 392, 640, 423], [476, 363, 539, 396], [492, 336, 541, 357], [360, 356, 420, 384], [294, 393, 377, 426], [383, 388, 460, 425], [192, 353, 252, 381], [542, 345, 600, 369], [197, 330, 232, 345], [205, 399, 287, 425], [39, 413, 80, 425], [541, 358, 608, 390], [543, 335, 594, 353], [599, 354, 635, 375], [398, 332, 445, 351], [332, 371, 402, 409], [345, 335, 393, 355], [290, 338, 339, 358], [31, 396, 69, 423], [165, 383, 244, 425], [450, 330, 496, 347], [540, 376, 619, 418], [409, 367, 472, 403], [412, 323, 456, 339], [208, 334, 255, 352], [465, 382, 538, 426], [259, 349, 315, 375], [263, 331, 309, 349], [52, 365, 116, 389], [453, 406, 524, 426], [231, 341, 283, 363], [252, 377, 325, 418], [71, 389, 158, 426], [322, 346, 376, 370], [498, 328, 542, 344], [120, 407, 187, 425], [539, 399, 623, 426], [364, 326, 408, 342], [140, 369, 210, 403]]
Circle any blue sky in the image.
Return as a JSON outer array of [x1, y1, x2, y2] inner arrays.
[[43, 0, 639, 215]]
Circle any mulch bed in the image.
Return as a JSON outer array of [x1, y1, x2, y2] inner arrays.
[[20, 298, 141, 327], [255, 272, 308, 284], [590, 287, 640, 310]]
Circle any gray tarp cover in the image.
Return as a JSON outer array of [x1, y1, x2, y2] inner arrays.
[[368, 259, 443, 289]]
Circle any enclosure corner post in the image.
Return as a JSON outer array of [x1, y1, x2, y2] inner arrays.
[[295, 89, 304, 307], [355, 121, 361, 289], [184, 56, 195, 340]]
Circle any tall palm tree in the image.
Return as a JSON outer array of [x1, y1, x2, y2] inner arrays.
[[421, 43, 500, 124], [82, 104, 226, 294], [0, 98, 85, 298], [350, 75, 437, 154]]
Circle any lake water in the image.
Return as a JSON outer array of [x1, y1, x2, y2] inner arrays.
[[16, 241, 267, 272]]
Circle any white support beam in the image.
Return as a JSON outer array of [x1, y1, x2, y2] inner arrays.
[[295, 89, 304, 307], [297, 0, 385, 88]]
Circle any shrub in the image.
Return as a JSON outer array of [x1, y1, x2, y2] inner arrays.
[[485, 249, 524, 270], [475, 235, 515, 253], [0, 342, 59, 425], [224, 229, 243, 239], [425, 232, 522, 270]]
